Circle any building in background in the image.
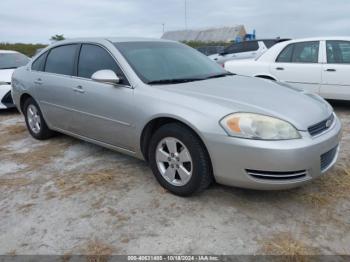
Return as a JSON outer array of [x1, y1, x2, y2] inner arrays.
[[161, 25, 246, 43]]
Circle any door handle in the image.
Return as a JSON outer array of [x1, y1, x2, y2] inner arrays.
[[73, 85, 85, 94], [326, 68, 336, 72], [276, 67, 284, 71], [34, 78, 43, 85]]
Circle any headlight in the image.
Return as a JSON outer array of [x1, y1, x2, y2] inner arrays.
[[220, 113, 301, 140]]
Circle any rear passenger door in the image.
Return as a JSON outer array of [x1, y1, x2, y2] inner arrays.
[[33, 44, 79, 130], [68, 43, 135, 150], [320, 40, 350, 100], [270, 41, 322, 94]]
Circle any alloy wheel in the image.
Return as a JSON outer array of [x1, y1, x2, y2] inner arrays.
[[155, 137, 193, 186]]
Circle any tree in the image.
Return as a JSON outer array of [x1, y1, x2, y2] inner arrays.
[[50, 34, 65, 42]]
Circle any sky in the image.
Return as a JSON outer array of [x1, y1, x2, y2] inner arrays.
[[1, 0, 350, 43]]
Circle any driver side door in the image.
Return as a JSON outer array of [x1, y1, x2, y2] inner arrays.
[[68, 43, 136, 151]]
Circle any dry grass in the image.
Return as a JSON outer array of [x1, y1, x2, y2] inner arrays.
[[52, 169, 118, 199], [0, 123, 27, 147], [260, 232, 319, 257], [85, 172, 114, 186], [0, 177, 31, 187], [81, 240, 115, 262], [0, 122, 76, 178], [17, 203, 36, 213], [294, 157, 350, 208]]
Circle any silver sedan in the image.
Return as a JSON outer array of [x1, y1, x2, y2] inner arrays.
[[11, 38, 342, 196]]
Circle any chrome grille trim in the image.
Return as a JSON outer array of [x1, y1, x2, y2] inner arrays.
[[308, 114, 334, 137]]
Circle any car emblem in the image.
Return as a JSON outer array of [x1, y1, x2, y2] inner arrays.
[[326, 119, 332, 128]]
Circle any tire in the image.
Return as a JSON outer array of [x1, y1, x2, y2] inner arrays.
[[148, 123, 213, 196], [23, 97, 54, 140]]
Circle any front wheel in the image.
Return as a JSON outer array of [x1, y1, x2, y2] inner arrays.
[[148, 123, 213, 196]]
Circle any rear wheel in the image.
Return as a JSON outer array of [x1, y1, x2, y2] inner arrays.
[[23, 98, 54, 140], [148, 123, 213, 196]]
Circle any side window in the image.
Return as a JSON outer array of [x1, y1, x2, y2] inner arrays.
[[291, 41, 319, 63], [31, 52, 47, 71], [78, 44, 128, 84], [241, 41, 259, 52], [45, 44, 78, 76], [276, 44, 294, 62], [326, 41, 350, 64]]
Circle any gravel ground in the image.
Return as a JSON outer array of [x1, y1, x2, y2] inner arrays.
[[0, 101, 349, 256]]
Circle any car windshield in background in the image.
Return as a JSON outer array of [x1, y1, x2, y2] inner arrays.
[[114, 41, 227, 84], [0, 53, 29, 69]]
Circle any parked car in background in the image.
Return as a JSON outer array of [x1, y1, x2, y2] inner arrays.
[[225, 37, 350, 101], [12, 38, 341, 196], [196, 45, 225, 56], [0, 50, 29, 109], [209, 38, 290, 65]]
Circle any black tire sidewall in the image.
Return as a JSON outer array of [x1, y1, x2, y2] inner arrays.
[[149, 123, 212, 196]]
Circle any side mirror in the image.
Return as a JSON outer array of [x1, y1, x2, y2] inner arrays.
[[91, 70, 120, 85]]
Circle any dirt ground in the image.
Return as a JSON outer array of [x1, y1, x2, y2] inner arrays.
[[0, 101, 349, 256]]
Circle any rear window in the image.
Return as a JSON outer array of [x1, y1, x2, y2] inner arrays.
[[45, 44, 78, 76], [0, 53, 29, 69], [31, 52, 47, 71], [276, 44, 294, 62], [276, 41, 319, 63]]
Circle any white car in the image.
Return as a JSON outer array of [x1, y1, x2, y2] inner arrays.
[[0, 50, 29, 109], [209, 39, 290, 65], [225, 37, 350, 101]]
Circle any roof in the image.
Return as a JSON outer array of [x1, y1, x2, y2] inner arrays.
[[284, 36, 350, 44], [54, 37, 171, 45], [161, 25, 246, 42]]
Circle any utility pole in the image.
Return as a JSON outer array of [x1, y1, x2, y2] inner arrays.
[[185, 0, 188, 29]]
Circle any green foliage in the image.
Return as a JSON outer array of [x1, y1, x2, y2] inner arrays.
[[50, 34, 65, 41], [182, 41, 232, 48], [0, 43, 47, 57]]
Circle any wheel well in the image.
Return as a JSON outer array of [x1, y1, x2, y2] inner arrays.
[[140, 117, 212, 168], [19, 93, 32, 113], [255, 75, 276, 81]]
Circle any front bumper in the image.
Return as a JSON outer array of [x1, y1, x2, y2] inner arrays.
[[0, 84, 14, 109], [205, 116, 342, 190]]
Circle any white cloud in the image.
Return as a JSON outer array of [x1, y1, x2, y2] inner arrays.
[[1, 0, 350, 43]]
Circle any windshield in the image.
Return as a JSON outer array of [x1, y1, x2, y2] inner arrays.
[[0, 52, 29, 69], [114, 41, 226, 84]]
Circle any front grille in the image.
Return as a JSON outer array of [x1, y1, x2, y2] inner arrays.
[[1, 91, 13, 106], [308, 114, 334, 136], [246, 170, 307, 181], [321, 146, 338, 171]]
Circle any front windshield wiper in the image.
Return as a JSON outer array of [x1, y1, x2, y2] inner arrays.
[[147, 73, 235, 85], [203, 72, 235, 80], [0, 67, 17, 70], [147, 78, 202, 85]]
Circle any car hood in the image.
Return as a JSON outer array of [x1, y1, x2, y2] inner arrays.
[[0, 69, 15, 83], [158, 75, 333, 131]]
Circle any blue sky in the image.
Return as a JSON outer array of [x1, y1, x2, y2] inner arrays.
[[1, 0, 350, 43]]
